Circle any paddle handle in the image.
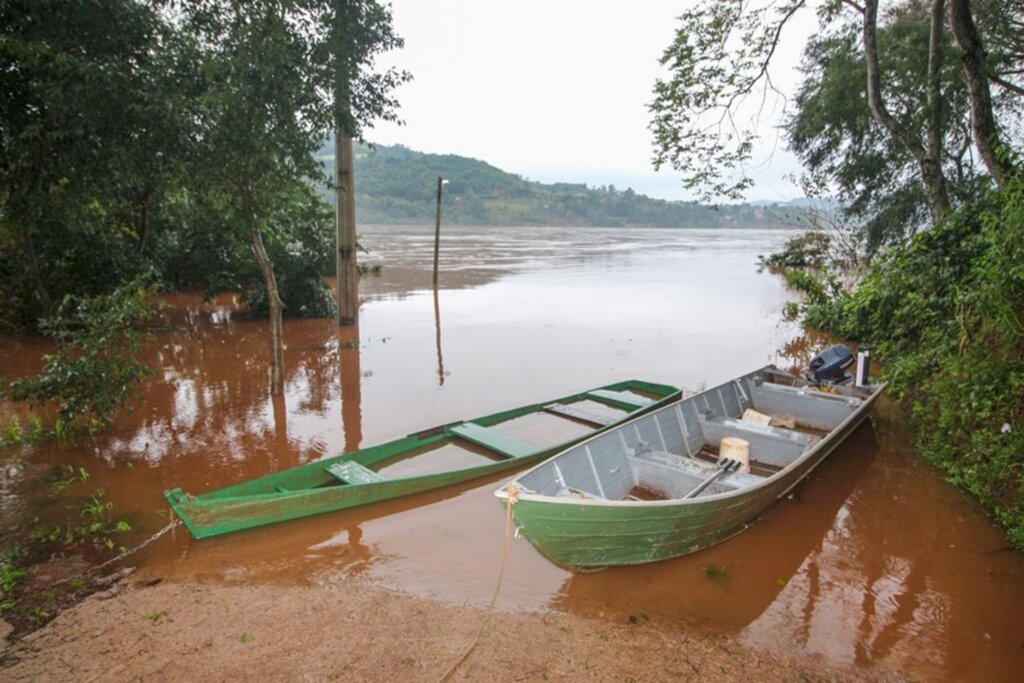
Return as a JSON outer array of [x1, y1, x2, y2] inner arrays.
[[683, 459, 739, 500]]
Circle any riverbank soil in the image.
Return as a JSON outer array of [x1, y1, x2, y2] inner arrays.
[[1, 580, 901, 682]]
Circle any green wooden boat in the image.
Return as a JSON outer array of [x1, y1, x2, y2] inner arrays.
[[495, 366, 886, 570], [165, 379, 680, 539]]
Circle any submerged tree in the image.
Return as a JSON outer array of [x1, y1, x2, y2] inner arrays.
[[0, 0, 192, 329], [182, 0, 406, 395], [185, 2, 325, 396]]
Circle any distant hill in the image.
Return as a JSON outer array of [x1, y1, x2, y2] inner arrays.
[[317, 141, 798, 228]]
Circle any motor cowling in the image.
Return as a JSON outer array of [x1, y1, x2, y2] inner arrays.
[[807, 344, 855, 385]]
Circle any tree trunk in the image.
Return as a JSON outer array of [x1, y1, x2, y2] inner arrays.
[[948, 0, 1014, 187], [251, 227, 285, 397], [863, 0, 950, 224], [924, 0, 951, 220], [17, 225, 54, 317], [335, 132, 358, 325], [333, 0, 358, 326]]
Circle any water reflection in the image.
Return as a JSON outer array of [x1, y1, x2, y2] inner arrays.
[[433, 287, 446, 386], [3, 225, 1023, 681], [338, 324, 362, 453], [550, 423, 876, 630]]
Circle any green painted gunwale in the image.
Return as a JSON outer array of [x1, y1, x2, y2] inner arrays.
[[164, 379, 680, 539], [497, 369, 886, 570]]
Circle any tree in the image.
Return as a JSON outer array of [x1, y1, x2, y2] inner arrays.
[[786, 2, 982, 248], [315, 0, 408, 325], [948, 0, 1017, 186], [649, 0, 810, 202], [0, 0, 191, 329], [184, 0, 406, 395], [649, 0, 1021, 244], [184, 1, 333, 395]]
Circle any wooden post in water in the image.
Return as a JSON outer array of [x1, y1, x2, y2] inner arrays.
[[336, 133, 357, 325], [432, 176, 447, 286]]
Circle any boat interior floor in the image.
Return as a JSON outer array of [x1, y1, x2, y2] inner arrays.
[[534, 374, 869, 503]]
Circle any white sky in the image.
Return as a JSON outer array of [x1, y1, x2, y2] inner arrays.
[[366, 1, 820, 203]]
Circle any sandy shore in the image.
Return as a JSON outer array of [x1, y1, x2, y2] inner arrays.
[[1, 579, 903, 682]]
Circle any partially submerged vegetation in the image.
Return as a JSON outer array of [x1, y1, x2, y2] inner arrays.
[[653, 0, 1023, 549], [1, 464, 134, 638], [2, 279, 157, 442], [784, 177, 1024, 548]]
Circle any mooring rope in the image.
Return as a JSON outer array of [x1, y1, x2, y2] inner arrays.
[[438, 482, 519, 683], [39, 517, 181, 592], [89, 518, 180, 575]]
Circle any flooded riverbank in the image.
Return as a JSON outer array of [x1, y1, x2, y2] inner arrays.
[[2, 225, 1023, 680]]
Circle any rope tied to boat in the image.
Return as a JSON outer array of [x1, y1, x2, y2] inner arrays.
[[437, 483, 519, 682], [30, 517, 181, 594]]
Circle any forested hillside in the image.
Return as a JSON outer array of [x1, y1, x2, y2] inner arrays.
[[319, 142, 794, 227]]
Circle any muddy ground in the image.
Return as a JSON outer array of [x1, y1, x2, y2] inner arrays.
[[1, 579, 904, 682]]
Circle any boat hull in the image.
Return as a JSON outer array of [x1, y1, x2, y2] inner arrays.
[[166, 379, 681, 539], [499, 368, 884, 570]]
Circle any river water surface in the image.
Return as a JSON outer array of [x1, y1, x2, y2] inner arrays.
[[2, 225, 1022, 681]]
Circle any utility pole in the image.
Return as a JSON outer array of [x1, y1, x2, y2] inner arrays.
[[333, 0, 357, 326], [432, 176, 447, 286], [336, 132, 357, 325]]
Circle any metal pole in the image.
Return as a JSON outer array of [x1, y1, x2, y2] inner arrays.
[[433, 176, 443, 286]]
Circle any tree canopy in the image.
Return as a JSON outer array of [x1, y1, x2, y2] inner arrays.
[[650, 0, 1023, 248], [0, 0, 406, 333]]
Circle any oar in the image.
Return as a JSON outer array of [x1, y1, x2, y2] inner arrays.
[[683, 458, 740, 500]]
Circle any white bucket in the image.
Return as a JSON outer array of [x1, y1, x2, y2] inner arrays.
[[720, 436, 751, 473]]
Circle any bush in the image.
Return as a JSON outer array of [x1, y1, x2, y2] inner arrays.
[[799, 177, 1024, 548], [2, 278, 157, 434], [760, 230, 831, 269]]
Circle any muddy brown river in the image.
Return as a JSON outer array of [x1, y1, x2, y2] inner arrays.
[[2, 225, 1022, 681]]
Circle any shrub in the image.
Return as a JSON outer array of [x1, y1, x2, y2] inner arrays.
[[795, 176, 1024, 548], [2, 278, 157, 433]]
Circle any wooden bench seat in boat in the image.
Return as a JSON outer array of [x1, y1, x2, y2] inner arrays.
[[542, 403, 615, 427], [586, 389, 653, 410], [447, 422, 537, 458], [630, 449, 764, 495], [745, 380, 861, 430], [325, 461, 387, 485], [698, 414, 814, 468]]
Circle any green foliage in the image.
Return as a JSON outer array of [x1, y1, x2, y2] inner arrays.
[[0, 0, 194, 329], [760, 231, 831, 269], [0, 546, 31, 612], [649, 2, 807, 200], [784, 4, 1000, 250], [0, 1, 407, 336], [651, 0, 1021, 244], [51, 466, 90, 492], [801, 176, 1024, 548], [332, 142, 795, 227], [241, 186, 336, 319], [30, 487, 132, 552], [3, 279, 157, 433], [0, 465, 133, 630]]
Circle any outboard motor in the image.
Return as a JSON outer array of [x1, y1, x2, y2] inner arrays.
[[806, 344, 855, 387]]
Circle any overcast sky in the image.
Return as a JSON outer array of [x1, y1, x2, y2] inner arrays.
[[366, 1, 820, 202]]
